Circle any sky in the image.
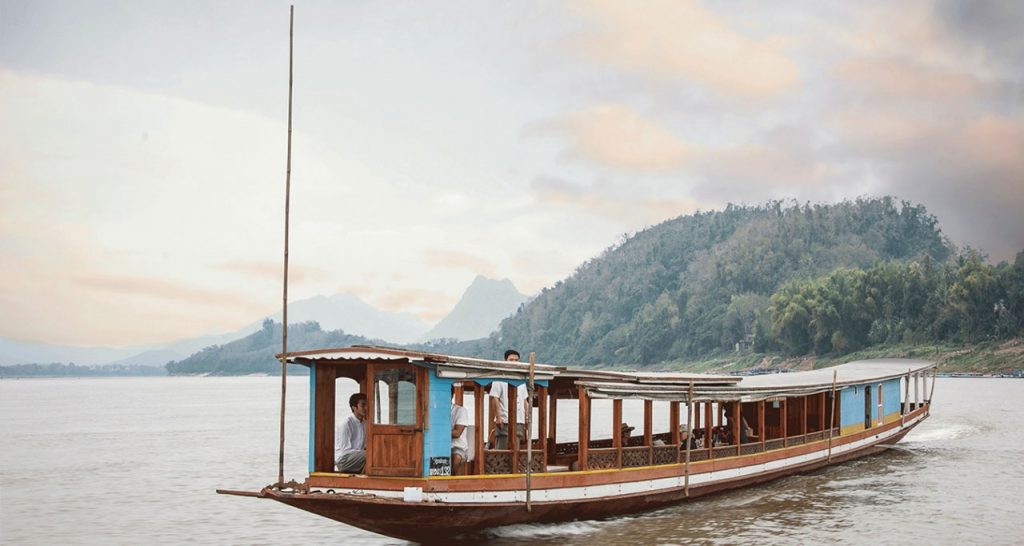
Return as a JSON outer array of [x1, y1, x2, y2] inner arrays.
[[1, 0, 1022, 348]]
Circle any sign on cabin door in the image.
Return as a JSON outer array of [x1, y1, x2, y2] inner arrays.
[[365, 363, 424, 477]]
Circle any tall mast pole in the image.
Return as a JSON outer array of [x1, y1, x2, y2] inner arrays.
[[277, 4, 294, 488], [525, 352, 535, 512]]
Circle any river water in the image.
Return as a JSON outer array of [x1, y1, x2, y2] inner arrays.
[[1, 377, 1021, 545]]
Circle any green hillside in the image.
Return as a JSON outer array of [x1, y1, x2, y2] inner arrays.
[[165, 319, 375, 375], [491, 198, 1022, 366]]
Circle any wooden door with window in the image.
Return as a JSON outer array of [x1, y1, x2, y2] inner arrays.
[[365, 363, 424, 477]]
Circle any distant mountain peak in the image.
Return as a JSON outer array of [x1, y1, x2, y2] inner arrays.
[[266, 292, 431, 343], [421, 276, 528, 342]]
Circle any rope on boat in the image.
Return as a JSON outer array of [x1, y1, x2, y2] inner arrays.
[[684, 381, 694, 497], [827, 370, 837, 463]]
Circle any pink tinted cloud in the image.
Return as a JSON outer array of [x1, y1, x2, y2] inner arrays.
[[572, 0, 799, 99]]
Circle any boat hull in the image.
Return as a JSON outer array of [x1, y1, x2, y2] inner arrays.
[[257, 409, 925, 542]]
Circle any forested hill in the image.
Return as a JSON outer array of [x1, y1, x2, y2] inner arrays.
[[165, 319, 375, 375], [492, 197, 991, 366]]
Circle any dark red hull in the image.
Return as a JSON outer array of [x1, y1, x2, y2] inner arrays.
[[259, 425, 916, 542]]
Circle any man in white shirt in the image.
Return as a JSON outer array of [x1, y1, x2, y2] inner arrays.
[[485, 350, 528, 449], [336, 393, 367, 473], [450, 393, 472, 475]]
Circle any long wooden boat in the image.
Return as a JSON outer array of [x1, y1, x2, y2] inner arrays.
[[220, 346, 936, 541]]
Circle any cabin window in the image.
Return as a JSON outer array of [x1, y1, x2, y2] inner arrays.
[[373, 368, 417, 425], [864, 386, 873, 429]]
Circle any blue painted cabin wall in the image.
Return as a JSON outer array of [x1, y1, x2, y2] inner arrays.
[[839, 377, 902, 430], [422, 376, 456, 476], [421, 377, 548, 477], [883, 378, 901, 415]]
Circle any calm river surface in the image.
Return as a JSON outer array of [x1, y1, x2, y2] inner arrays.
[[2, 376, 1022, 545]]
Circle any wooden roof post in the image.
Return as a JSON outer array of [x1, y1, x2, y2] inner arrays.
[[474, 383, 485, 476], [818, 393, 826, 432], [801, 396, 808, 439], [732, 401, 741, 456], [781, 398, 788, 447], [509, 383, 519, 472], [704, 402, 713, 457], [684, 382, 694, 497], [538, 384, 548, 470], [547, 387, 558, 464], [578, 386, 590, 471], [902, 369, 910, 419], [613, 398, 623, 468], [644, 400, 654, 465], [927, 367, 937, 416], [669, 401, 680, 458], [759, 400, 766, 452], [827, 370, 837, 462]]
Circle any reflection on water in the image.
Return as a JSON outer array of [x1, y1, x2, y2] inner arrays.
[[2, 377, 1022, 545]]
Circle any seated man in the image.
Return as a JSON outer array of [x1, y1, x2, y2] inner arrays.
[[451, 390, 471, 475], [679, 427, 701, 450], [336, 393, 367, 473], [723, 407, 753, 445], [620, 422, 635, 445]]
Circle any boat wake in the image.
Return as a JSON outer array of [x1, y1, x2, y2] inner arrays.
[[904, 422, 973, 444], [477, 519, 604, 540]]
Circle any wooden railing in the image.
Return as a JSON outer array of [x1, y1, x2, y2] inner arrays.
[[520, 425, 846, 472]]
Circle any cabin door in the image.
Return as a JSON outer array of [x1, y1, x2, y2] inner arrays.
[[877, 384, 884, 426], [365, 363, 424, 477]]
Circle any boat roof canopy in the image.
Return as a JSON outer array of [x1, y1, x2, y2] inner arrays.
[[282, 345, 565, 381], [282, 346, 935, 401]]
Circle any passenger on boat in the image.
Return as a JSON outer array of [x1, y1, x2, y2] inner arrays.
[[485, 350, 528, 449], [451, 390, 471, 475], [679, 427, 701, 450], [723, 407, 752, 444], [335, 393, 367, 473], [620, 422, 635, 445]]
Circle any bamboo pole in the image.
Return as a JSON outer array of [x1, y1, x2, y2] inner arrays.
[[525, 352, 535, 512], [684, 382, 694, 497], [277, 4, 295, 489], [827, 370, 837, 463]]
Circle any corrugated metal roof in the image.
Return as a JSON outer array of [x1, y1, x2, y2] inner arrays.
[[726, 359, 934, 390], [282, 346, 934, 400], [283, 345, 564, 381]]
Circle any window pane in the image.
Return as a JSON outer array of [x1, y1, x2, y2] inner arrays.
[[374, 368, 417, 425]]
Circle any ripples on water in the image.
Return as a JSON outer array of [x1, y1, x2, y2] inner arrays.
[[2, 378, 1022, 545]]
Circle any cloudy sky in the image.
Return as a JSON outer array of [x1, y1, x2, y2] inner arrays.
[[1, 0, 1022, 347]]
